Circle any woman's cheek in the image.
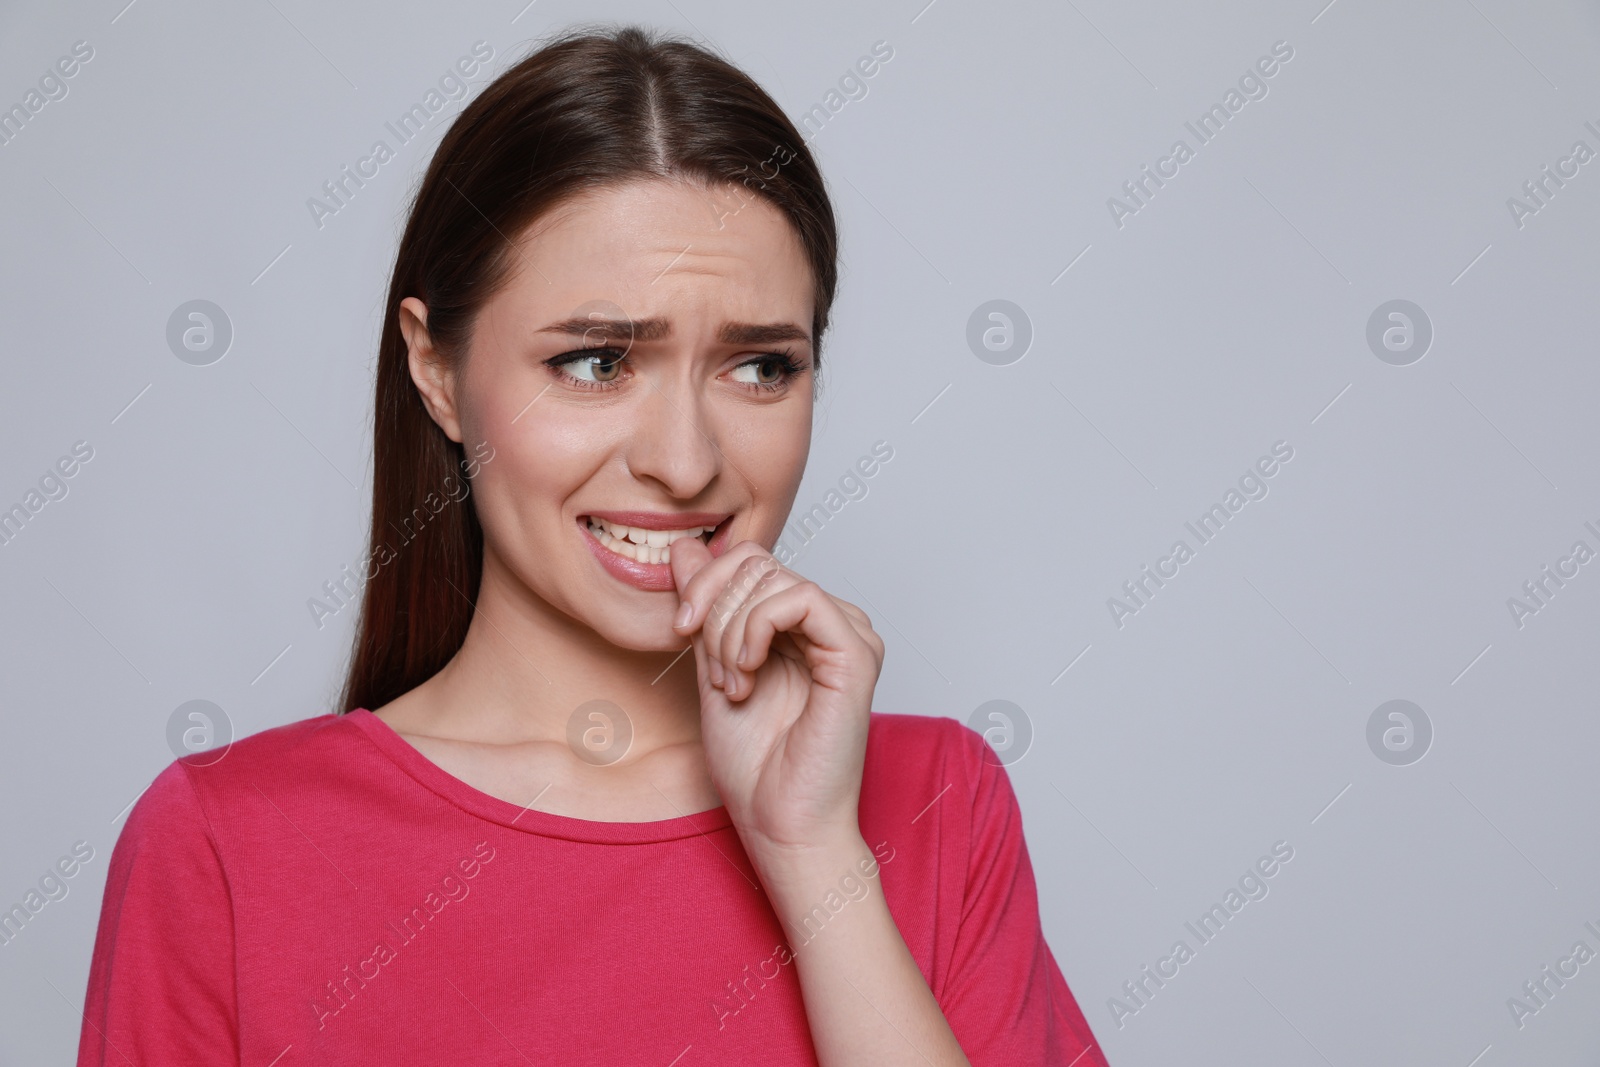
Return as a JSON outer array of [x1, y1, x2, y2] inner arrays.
[[497, 418, 599, 528], [731, 407, 810, 538]]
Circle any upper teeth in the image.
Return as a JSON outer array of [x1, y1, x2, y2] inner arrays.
[[586, 517, 713, 565]]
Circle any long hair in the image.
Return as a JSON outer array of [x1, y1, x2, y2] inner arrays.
[[335, 24, 839, 715]]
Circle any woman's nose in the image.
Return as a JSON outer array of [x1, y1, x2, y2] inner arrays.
[[622, 372, 724, 499]]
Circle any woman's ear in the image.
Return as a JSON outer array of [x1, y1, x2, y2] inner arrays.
[[400, 296, 463, 443]]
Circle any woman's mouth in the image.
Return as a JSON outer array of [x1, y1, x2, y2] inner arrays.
[[584, 516, 714, 566], [577, 511, 734, 591]]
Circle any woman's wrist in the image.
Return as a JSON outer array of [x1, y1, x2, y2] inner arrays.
[[741, 827, 875, 922], [743, 828, 974, 1067]]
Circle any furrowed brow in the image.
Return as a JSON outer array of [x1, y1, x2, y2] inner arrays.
[[536, 317, 670, 343], [535, 318, 811, 348], [718, 322, 812, 347]]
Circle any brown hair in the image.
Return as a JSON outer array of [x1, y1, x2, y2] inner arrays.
[[335, 23, 838, 716]]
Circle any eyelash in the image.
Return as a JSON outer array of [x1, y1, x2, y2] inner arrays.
[[544, 347, 806, 394]]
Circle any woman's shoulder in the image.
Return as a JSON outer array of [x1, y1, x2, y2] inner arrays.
[[861, 711, 999, 821], [124, 711, 361, 833], [865, 710, 990, 766]]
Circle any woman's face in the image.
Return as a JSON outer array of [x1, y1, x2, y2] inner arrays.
[[403, 178, 816, 652]]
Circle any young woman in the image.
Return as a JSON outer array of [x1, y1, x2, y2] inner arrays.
[[77, 24, 1108, 1067]]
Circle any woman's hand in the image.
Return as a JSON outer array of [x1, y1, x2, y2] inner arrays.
[[671, 538, 974, 1067], [669, 536, 884, 862]]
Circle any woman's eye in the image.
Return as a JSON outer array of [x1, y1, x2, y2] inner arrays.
[[562, 351, 626, 383], [730, 356, 785, 387]]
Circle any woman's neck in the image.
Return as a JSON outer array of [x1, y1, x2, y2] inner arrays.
[[380, 548, 705, 759]]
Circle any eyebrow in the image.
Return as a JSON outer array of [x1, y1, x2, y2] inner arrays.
[[536, 317, 812, 348]]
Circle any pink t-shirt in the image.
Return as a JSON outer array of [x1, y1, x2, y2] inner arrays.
[[77, 708, 1108, 1066]]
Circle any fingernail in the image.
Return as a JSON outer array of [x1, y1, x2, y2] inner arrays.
[[709, 657, 724, 686], [737, 641, 749, 666], [673, 601, 694, 628]]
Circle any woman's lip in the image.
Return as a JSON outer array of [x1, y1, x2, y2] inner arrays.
[[578, 515, 736, 592], [584, 509, 731, 531]]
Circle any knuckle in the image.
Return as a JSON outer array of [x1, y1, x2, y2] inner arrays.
[[710, 586, 741, 620], [733, 554, 782, 592]]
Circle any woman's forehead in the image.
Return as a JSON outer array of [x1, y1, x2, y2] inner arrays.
[[488, 180, 814, 331]]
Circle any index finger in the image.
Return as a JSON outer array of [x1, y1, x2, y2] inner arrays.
[[670, 539, 779, 634]]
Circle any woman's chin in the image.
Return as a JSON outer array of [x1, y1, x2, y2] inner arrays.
[[586, 612, 690, 658]]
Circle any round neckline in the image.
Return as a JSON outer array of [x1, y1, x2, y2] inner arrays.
[[344, 707, 733, 844]]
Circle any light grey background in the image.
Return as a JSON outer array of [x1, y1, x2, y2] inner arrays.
[[3, 0, 1598, 1063]]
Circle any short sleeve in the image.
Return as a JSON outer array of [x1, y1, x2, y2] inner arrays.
[[77, 760, 239, 1066], [940, 723, 1109, 1067]]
